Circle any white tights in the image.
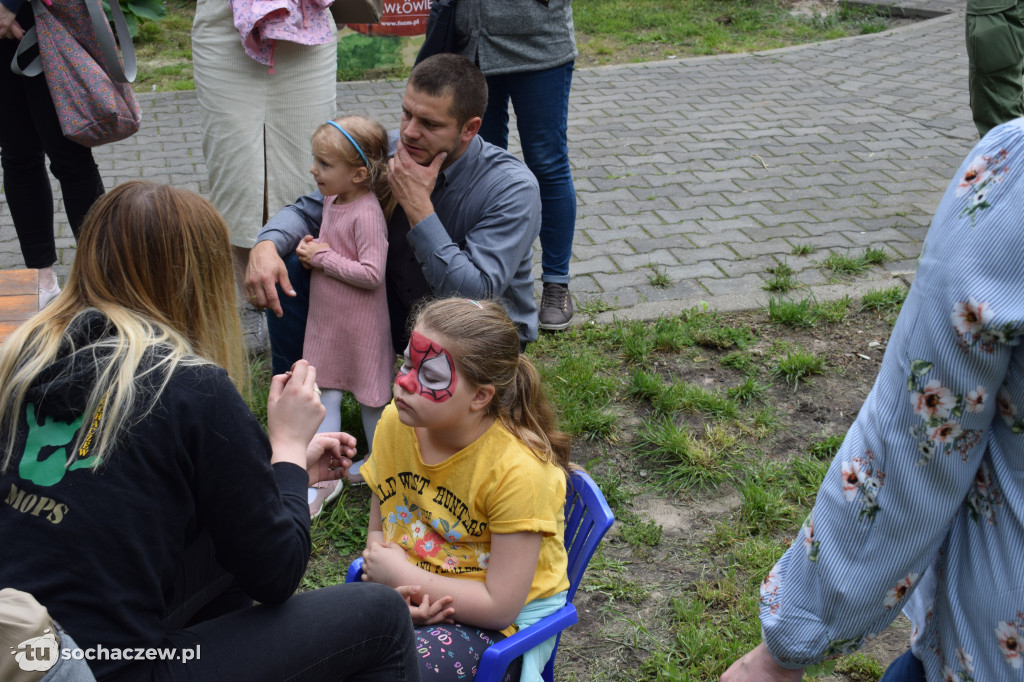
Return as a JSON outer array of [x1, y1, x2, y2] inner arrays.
[[316, 389, 385, 453]]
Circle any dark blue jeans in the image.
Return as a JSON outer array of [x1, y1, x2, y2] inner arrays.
[[478, 61, 576, 284], [879, 650, 926, 682], [266, 252, 312, 375]]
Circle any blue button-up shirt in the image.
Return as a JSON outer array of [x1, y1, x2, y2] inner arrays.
[[258, 134, 541, 343]]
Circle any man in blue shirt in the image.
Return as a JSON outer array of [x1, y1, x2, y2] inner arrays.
[[245, 54, 542, 373]]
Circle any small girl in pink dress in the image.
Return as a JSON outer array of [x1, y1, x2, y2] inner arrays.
[[298, 116, 395, 518]]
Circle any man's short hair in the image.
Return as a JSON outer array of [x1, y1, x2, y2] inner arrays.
[[408, 54, 488, 126]]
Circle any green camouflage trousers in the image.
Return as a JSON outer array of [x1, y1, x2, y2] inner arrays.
[[967, 0, 1024, 137]]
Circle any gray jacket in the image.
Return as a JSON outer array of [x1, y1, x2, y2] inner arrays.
[[455, 0, 576, 76]]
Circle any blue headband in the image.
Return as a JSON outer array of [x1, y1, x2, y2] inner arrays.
[[325, 121, 369, 167]]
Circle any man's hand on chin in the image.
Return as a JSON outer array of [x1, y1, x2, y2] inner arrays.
[[388, 140, 446, 226]]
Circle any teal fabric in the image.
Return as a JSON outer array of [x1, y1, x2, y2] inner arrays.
[[512, 591, 567, 682]]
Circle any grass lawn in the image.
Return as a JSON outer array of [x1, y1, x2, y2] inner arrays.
[[246, 282, 910, 681], [137, 0, 920, 676], [573, 0, 893, 67], [132, 0, 903, 91]]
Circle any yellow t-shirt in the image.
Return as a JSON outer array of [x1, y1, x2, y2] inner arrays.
[[363, 403, 570, 611]]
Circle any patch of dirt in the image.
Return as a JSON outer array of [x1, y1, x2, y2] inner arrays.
[[557, 306, 908, 680], [788, 0, 839, 16], [637, 489, 741, 543]]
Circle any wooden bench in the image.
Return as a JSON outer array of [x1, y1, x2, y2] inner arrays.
[[0, 269, 40, 345]]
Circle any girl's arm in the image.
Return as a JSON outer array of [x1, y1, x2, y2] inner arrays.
[[363, 529, 542, 631], [367, 496, 455, 625], [366, 495, 386, 547], [311, 207, 387, 289]]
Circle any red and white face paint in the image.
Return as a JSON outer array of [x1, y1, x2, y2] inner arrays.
[[395, 331, 458, 403]]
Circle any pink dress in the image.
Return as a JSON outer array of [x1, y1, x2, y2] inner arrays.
[[303, 192, 393, 407]]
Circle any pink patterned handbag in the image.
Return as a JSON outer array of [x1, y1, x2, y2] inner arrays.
[[11, 0, 141, 147]]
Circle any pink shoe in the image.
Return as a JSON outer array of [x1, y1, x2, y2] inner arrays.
[[308, 479, 343, 519]]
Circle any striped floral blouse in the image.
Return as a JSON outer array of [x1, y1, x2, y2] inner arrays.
[[760, 118, 1024, 680]]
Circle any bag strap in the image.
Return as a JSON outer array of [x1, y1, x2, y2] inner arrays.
[[10, 0, 136, 82], [11, 25, 42, 77], [87, 0, 136, 82]]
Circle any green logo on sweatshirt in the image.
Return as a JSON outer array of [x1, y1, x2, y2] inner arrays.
[[18, 404, 88, 487]]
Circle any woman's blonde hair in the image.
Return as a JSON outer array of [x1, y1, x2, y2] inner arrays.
[[312, 116, 395, 219], [414, 298, 572, 477], [0, 181, 246, 472]]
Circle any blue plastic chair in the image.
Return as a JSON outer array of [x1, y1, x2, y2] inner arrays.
[[346, 468, 615, 681]]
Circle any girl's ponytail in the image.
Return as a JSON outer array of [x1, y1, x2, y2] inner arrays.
[[508, 356, 573, 477], [372, 169, 396, 220]]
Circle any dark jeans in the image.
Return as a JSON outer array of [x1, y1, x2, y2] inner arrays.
[[266, 252, 312, 375], [879, 650, 926, 682], [478, 61, 576, 284], [123, 535, 419, 681], [0, 3, 104, 269], [153, 584, 418, 681]]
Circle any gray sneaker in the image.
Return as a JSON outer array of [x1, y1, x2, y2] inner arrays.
[[240, 304, 269, 356], [538, 282, 574, 331]]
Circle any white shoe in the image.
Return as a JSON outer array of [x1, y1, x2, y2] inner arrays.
[[39, 282, 60, 308], [347, 459, 366, 485]]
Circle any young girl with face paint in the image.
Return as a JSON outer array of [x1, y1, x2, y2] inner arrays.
[[360, 298, 573, 681], [300, 116, 396, 518]]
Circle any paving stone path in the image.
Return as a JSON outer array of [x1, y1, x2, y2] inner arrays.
[[0, 0, 977, 323]]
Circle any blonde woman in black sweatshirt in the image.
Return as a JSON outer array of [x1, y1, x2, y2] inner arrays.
[[0, 181, 420, 682]]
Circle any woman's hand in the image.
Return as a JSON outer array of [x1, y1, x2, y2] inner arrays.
[[305, 431, 357, 486], [361, 541, 411, 587], [0, 5, 24, 40], [395, 585, 455, 626], [267, 360, 325, 469], [720, 643, 804, 682]]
